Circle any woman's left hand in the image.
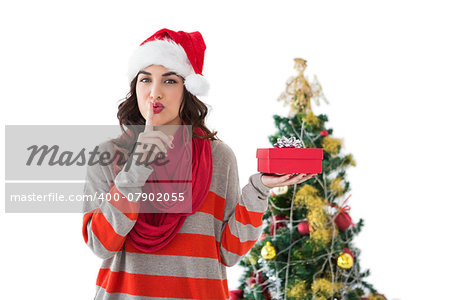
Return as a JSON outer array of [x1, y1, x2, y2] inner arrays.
[[261, 173, 318, 189]]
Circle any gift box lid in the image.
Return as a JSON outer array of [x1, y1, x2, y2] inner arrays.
[[256, 148, 323, 159]]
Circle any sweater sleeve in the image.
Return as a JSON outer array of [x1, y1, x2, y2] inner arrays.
[[218, 146, 271, 267], [81, 141, 154, 260]]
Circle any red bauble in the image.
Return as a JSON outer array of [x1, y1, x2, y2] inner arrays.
[[256, 273, 271, 300], [255, 271, 267, 284], [334, 211, 353, 231], [262, 290, 271, 300], [297, 220, 310, 235], [246, 272, 271, 299], [247, 271, 265, 285], [320, 130, 328, 137], [269, 224, 274, 235], [247, 272, 271, 299], [247, 276, 256, 287], [269, 215, 288, 235], [342, 247, 354, 259], [230, 289, 243, 300]]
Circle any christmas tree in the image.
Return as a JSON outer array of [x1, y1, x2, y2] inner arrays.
[[231, 59, 385, 300]]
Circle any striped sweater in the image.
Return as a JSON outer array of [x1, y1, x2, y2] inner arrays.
[[82, 139, 271, 300]]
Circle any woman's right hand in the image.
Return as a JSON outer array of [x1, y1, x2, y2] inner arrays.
[[261, 172, 318, 189], [133, 101, 174, 166]]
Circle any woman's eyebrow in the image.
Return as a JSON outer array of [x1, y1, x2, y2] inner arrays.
[[137, 71, 177, 77]]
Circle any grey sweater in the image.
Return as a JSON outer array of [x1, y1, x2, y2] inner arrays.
[[82, 139, 271, 300]]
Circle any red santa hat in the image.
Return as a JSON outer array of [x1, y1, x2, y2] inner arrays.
[[127, 28, 210, 97]]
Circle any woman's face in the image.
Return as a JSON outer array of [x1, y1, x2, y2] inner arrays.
[[136, 64, 184, 126]]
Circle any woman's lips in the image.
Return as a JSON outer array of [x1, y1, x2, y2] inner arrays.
[[152, 104, 164, 114]]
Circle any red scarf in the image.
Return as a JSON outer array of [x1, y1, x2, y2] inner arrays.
[[113, 126, 212, 253]]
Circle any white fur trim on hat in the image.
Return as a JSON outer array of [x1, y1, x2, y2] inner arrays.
[[128, 38, 209, 97], [185, 73, 210, 97]]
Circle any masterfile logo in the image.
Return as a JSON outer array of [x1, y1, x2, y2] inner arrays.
[[4, 125, 193, 213]]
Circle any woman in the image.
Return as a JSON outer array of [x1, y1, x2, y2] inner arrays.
[[82, 28, 317, 300]]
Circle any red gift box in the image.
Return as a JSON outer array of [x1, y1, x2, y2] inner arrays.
[[256, 148, 323, 174]]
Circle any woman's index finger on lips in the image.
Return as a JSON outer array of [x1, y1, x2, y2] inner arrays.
[[145, 101, 154, 132]]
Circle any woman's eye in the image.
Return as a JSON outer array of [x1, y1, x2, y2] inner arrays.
[[139, 78, 176, 84]]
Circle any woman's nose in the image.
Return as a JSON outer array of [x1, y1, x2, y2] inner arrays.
[[150, 82, 163, 99], [150, 83, 163, 100]]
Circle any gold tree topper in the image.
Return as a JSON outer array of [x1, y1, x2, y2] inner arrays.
[[277, 58, 329, 117]]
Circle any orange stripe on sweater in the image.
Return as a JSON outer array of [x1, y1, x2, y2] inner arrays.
[[197, 191, 226, 221], [82, 208, 100, 244], [234, 203, 264, 227], [87, 210, 126, 252], [216, 240, 229, 267], [82, 184, 139, 251], [220, 223, 258, 256], [125, 233, 221, 260], [96, 268, 230, 299]]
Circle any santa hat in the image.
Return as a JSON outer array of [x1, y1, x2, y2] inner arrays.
[[127, 28, 209, 97]]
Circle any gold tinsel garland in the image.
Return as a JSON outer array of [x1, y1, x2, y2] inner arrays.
[[286, 279, 307, 299], [304, 110, 320, 127], [311, 278, 344, 299], [322, 136, 343, 155], [294, 184, 333, 245], [344, 153, 357, 167], [329, 176, 345, 197], [294, 184, 319, 207]]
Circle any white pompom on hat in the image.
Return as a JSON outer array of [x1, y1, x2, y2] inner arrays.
[[127, 28, 210, 97]]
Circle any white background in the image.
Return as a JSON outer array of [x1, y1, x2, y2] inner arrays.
[[1, 1, 449, 299]]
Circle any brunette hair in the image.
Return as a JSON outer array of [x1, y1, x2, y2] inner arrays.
[[110, 73, 220, 174]]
